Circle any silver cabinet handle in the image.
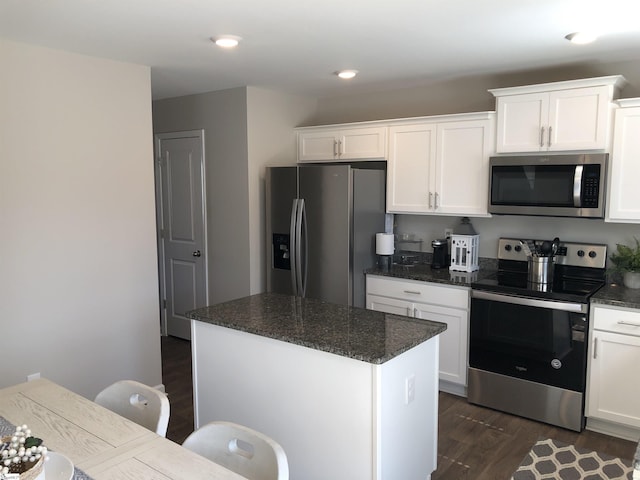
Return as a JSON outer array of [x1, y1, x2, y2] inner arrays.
[[403, 290, 421, 295], [192, 250, 201, 257], [540, 126, 545, 148], [618, 320, 640, 327], [413, 307, 418, 317], [429, 192, 433, 208], [548, 126, 552, 147], [435, 192, 439, 209], [337, 140, 343, 157], [333, 140, 338, 157], [593, 337, 598, 359]]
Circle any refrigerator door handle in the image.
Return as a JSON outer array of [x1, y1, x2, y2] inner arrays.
[[299, 199, 308, 297], [289, 199, 299, 296], [295, 198, 305, 296]]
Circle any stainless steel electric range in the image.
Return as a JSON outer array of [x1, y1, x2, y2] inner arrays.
[[468, 237, 607, 432]]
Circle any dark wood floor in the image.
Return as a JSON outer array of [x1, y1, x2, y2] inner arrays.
[[161, 334, 636, 479]]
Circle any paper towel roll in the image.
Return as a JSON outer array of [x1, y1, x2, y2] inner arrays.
[[376, 233, 395, 255]]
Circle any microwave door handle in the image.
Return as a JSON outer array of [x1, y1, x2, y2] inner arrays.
[[573, 165, 584, 207]]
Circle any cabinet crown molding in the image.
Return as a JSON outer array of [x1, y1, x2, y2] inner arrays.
[[488, 75, 627, 97], [295, 111, 495, 131], [616, 98, 640, 108]]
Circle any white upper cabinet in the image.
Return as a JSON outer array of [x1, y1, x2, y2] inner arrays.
[[386, 112, 495, 216], [606, 98, 640, 223], [490, 76, 626, 153], [386, 123, 436, 212], [297, 125, 387, 162]]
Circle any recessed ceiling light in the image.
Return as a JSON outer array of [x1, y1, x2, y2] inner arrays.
[[212, 35, 242, 48], [336, 70, 358, 80], [565, 32, 597, 45]]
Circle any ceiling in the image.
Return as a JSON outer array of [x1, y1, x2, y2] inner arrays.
[[2, 0, 640, 101]]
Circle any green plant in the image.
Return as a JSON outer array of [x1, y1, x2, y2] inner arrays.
[[609, 238, 640, 273]]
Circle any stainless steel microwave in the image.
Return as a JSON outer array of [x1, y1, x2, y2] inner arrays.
[[488, 153, 607, 218]]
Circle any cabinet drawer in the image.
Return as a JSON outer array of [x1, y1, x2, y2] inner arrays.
[[592, 306, 640, 337], [366, 275, 468, 309]]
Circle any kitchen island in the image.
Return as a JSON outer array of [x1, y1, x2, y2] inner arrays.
[[187, 293, 447, 480]]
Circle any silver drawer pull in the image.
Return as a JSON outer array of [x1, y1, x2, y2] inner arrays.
[[617, 320, 640, 327], [403, 290, 421, 295]]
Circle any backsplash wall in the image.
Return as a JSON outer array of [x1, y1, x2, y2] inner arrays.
[[395, 214, 640, 263]]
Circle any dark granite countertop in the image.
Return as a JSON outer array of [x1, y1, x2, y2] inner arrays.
[[186, 293, 447, 364], [592, 283, 640, 310], [365, 262, 497, 287]]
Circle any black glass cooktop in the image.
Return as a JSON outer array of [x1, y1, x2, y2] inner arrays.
[[472, 264, 605, 304]]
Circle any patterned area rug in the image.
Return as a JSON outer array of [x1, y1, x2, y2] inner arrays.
[[511, 438, 634, 480]]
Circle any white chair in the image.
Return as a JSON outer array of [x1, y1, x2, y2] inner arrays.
[[182, 421, 289, 480], [94, 380, 170, 437]]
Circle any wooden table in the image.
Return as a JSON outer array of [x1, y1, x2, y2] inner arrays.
[[0, 378, 247, 480]]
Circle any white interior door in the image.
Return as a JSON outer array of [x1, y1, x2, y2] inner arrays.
[[155, 130, 207, 340]]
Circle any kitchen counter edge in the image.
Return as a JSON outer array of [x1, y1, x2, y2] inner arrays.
[[365, 264, 497, 286], [186, 293, 447, 365], [591, 283, 640, 310]]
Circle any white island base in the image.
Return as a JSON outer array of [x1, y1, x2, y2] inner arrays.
[[192, 320, 439, 480]]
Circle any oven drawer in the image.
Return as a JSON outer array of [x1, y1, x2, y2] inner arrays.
[[592, 305, 640, 337], [366, 275, 468, 308]]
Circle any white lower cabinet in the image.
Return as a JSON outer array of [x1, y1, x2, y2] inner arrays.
[[587, 304, 640, 438], [366, 274, 469, 395]]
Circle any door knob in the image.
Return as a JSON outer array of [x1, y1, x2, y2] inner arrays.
[[192, 250, 201, 257]]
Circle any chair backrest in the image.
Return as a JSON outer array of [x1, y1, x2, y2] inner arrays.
[[182, 421, 289, 480], [94, 380, 170, 437]]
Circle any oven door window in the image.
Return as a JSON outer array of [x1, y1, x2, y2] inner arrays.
[[470, 297, 587, 392]]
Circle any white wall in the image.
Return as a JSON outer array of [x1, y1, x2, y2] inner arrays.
[[395, 215, 640, 260], [153, 88, 252, 304], [0, 40, 162, 398], [152, 87, 317, 302], [246, 87, 317, 294], [309, 60, 640, 259], [310, 60, 640, 125]]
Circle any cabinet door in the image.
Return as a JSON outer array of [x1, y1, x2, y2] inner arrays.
[[298, 130, 339, 162], [365, 294, 413, 317], [587, 329, 640, 427], [434, 118, 493, 216], [548, 86, 610, 151], [338, 127, 387, 160], [606, 106, 640, 222], [386, 123, 437, 213], [495, 93, 548, 153], [414, 302, 468, 386]]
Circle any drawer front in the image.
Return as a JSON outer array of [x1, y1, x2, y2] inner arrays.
[[593, 305, 640, 337], [366, 275, 468, 309]]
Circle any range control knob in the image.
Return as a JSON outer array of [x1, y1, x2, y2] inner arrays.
[[577, 250, 585, 257], [514, 245, 522, 252], [551, 359, 562, 369], [505, 244, 512, 251], [589, 251, 597, 258]]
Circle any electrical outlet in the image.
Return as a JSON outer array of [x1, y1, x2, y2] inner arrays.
[[405, 374, 416, 405], [445, 228, 453, 240]]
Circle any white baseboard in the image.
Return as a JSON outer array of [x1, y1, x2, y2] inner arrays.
[[586, 417, 640, 442], [439, 380, 467, 397]]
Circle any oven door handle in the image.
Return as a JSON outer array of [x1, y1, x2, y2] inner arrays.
[[471, 290, 587, 313]]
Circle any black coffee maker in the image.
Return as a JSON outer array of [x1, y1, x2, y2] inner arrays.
[[431, 239, 449, 269]]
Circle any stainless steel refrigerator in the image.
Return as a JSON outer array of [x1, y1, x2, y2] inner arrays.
[[266, 163, 386, 308]]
